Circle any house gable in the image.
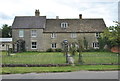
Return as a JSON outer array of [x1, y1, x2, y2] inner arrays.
[[12, 16, 46, 29]]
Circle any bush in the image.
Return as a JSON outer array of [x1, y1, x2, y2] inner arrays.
[[81, 49, 99, 52], [46, 48, 63, 52], [46, 48, 54, 52], [55, 48, 63, 52], [8, 48, 13, 53], [83, 49, 110, 52]]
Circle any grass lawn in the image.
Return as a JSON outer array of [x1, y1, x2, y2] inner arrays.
[[1, 51, 119, 64], [2, 52, 66, 64], [1, 52, 119, 74], [1, 65, 120, 74]]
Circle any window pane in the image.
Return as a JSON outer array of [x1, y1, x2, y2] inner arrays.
[[96, 33, 100, 38], [51, 43, 56, 48], [61, 22, 68, 28], [19, 30, 24, 37], [51, 33, 57, 38], [71, 33, 76, 38], [31, 30, 37, 37], [32, 42, 36, 45], [32, 46, 35, 48], [92, 42, 99, 48], [31, 42, 37, 49]]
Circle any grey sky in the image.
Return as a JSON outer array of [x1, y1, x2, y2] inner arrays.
[[0, 0, 119, 28]]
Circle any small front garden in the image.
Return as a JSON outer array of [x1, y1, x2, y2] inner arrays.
[[2, 51, 119, 65], [1, 51, 119, 74]]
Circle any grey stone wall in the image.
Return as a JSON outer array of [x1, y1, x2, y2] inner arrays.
[[13, 29, 99, 51], [12, 29, 44, 51], [43, 32, 98, 51]]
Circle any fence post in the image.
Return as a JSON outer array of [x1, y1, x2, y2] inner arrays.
[[6, 44, 10, 56]]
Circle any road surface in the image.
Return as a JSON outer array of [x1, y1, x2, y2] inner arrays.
[[1, 71, 119, 79]]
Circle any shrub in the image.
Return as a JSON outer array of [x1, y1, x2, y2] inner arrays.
[[46, 48, 54, 52], [83, 49, 110, 52], [8, 48, 13, 53], [55, 48, 63, 52], [83, 49, 99, 52]]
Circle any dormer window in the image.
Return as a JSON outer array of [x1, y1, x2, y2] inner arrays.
[[61, 22, 68, 28]]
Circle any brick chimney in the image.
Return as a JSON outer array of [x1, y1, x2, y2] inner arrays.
[[56, 16, 59, 19], [35, 9, 40, 16], [79, 14, 82, 19]]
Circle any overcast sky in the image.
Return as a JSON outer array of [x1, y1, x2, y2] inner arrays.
[[0, 0, 119, 28]]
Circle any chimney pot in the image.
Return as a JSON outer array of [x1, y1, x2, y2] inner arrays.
[[35, 9, 40, 16], [56, 16, 59, 19], [79, 14, 82, 19]]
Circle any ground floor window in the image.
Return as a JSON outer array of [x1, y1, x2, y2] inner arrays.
[[51, 43, 56, 48], [31, 42, 37, 49], [92, 42, 99, 49], [2, 44, 5, 47]]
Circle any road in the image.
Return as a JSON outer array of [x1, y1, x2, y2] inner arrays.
[[1, 71, 119, 79]]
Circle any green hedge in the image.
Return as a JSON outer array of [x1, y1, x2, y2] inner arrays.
[[46, 48, 62, 52]]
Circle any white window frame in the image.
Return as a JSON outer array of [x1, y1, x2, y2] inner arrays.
[[95, 32, 100, 38], [2, 44, 5, 47], [61, 22, 68, 28], [92, 42, 99, 49], [71, 33, 77, 38], [31, 30, 37, 37], [31, 42, 37, 49], [19, 30, 24, 37], [51, 33, 57, 38], [51, 43, 57, 48]]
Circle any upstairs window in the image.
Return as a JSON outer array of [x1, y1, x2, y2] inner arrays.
[[19, 30, 24, 37], [96, 32, 100, 38], [71, 33, 77, 38], [31, 30, 37, 37], [61, 22, 68, 28], [51, 33, 57, 38]]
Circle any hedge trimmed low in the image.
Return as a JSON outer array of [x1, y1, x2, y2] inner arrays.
[[2, 64, 70, 67], [2, 63, 120, 67]]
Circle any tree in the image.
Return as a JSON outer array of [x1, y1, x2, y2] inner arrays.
[[83, 37, 88, 49], [102, 21, 120, 48], [77, 39, 84, 64], [2, 24, 12, 38], [62, 40, 69, 63], [97, 34, 108, 50], [69, 42, 77, 56]]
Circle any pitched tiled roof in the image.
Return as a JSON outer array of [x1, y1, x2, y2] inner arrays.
[[12, 16, 46, 29], [12, 16, 106, 32], [44, 18, 106, 33]]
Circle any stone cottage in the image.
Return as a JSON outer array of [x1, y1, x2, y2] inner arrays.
[[12, 10, 106, 52]]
